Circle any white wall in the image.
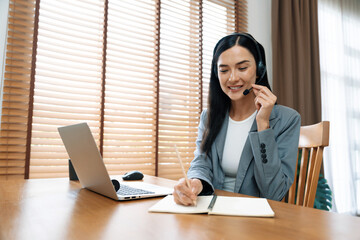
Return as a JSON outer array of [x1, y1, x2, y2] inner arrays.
[[0, 0, 10, 125], [247, 0, 273, 87]]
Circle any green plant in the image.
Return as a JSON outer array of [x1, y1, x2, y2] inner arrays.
[[313, 173, 332, 211]]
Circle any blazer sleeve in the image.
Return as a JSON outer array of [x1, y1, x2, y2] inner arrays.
[[248, 110, 301, 201], [187, 110, 215, 195]]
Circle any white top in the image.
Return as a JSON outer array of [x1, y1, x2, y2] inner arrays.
[[221, 110, 257, 192]]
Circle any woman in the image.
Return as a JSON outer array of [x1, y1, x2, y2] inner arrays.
[[173, 33, 301, 206]]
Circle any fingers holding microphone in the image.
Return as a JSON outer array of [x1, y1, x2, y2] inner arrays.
[[252, 84, 277, 110], [252, 84, 277, 131]]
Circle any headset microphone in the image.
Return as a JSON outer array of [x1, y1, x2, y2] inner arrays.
[[243, 88, 251, 96]]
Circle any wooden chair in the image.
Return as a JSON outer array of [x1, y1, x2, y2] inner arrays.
[[285, 121, 330, 208]]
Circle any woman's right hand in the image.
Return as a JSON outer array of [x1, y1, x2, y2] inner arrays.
[[173, 178, 203, 206]]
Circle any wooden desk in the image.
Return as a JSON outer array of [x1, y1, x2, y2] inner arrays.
[[1, 176, 359, 240]]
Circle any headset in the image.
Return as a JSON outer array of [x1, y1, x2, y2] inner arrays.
[[214, 33, 267, 95]]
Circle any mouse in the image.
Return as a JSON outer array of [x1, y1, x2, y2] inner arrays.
[[122, 170, 144, 181]]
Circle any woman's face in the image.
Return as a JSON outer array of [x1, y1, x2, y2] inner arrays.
[[217, 45, 257, 102]]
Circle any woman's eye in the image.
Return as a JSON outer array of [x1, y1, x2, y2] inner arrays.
[[219, 69, 228, 73], [239, 67, 247, 71]]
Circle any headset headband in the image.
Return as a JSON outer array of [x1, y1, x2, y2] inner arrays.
[[214, 32, 267, 81]]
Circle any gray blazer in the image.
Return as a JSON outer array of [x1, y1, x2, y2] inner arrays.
[[187, 105, 301, 201]]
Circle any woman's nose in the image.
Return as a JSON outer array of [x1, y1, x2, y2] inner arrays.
[[229, 71, 239, 81]]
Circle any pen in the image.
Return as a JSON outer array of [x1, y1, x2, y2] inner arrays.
[[207, 194, 217, 211], [174, 144, 197, 206]]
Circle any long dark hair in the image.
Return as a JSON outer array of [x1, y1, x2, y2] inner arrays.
[[201, 32, 272, 154]]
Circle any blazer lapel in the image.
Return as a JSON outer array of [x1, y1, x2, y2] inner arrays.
[[234, 119, 257, 192], [234, 108, 280, 192], [268, 109, 280, 128], [215, 111, 229, 161]]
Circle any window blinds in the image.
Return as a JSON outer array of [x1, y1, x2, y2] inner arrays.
[[0, 0, 247, 180], [0, 0, 36, 180], [29, 0, 105, 178], [103, 0, 158, 176], [157, 0, 201, 179]]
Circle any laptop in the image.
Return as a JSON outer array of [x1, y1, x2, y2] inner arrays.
[[58, 122, 173, 201]]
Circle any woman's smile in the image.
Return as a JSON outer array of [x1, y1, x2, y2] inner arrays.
[[228, 85, 244, 91]]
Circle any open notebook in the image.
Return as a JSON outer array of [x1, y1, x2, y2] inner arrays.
[[149, 195, 275, 217]]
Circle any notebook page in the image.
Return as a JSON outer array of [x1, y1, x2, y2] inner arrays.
[[209, 196, 275, 217], [149, 195, 214, 214]]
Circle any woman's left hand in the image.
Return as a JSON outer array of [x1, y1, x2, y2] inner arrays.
[[252, 84, 277, 131]]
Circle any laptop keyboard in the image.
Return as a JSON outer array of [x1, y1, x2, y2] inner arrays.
[[118, 184, 155, 196]]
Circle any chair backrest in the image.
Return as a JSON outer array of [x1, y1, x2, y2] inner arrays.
[[286, 121, 330, 208]]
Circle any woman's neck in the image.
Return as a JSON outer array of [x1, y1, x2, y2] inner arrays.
[[229, 97, 257, 121]]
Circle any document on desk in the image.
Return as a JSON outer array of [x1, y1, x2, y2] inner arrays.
[[148, 195, 275, 217]]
